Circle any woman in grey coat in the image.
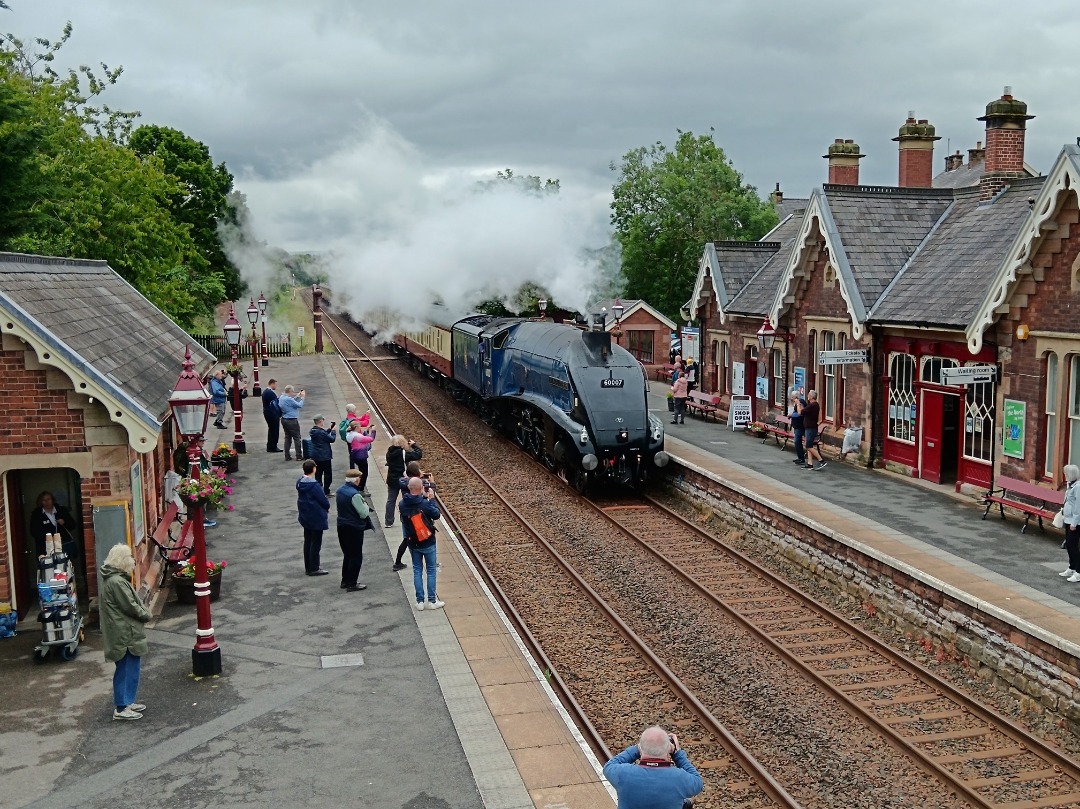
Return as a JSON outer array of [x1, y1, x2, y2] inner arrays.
[[100, 544, 151, 720], [1059, 465, 1080, 582]]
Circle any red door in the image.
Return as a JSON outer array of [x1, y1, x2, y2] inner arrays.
[[5, 472, 31, 616], [920, 390, 945, 483]]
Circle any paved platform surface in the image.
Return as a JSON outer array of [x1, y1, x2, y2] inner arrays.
[[650, 385, 1080, 654], [2, 354, 612, 809]]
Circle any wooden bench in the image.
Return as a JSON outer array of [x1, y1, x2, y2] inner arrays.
[[980, 476, 1066, 534], [686, 391, 721, 421], [760, 414, 795, 449], [655, 363, 676, 382], [147, 503, 196, 586]]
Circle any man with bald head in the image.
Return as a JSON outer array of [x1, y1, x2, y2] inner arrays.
[[603, 725, 703, 808], [399, 475, 442, 610]]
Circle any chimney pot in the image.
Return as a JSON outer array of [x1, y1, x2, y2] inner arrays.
[[894, 113, 939, 187], [978, 88, 1033, 199], [824, 138, 865, 186]]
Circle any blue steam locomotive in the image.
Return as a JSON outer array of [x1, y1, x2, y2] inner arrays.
[[392, 311, 669, 491]]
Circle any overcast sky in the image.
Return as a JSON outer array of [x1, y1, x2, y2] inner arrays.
[[7, 0, 1080, 256]]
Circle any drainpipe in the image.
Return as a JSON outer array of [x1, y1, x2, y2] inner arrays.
[[868, 325, 882, 469]]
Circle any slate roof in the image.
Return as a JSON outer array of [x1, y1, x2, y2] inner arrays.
[[727, 211, 806, 317], [708, 241, 783, 303], [933, 160, 985, 189], [775, 196, 810, 222], [872, 178, 1046, 326], [822, 185, 955, 311], [591, 298, 676, 330], [0, 253, 216, 426]]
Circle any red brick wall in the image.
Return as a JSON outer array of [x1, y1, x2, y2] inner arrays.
[[899, 148, 934, 188], [985, 127, 1027, 175], [995, 194, 1080, 483], [619, 308, 671, 370], [786, 244, 872, 443], [0, 350, 86, 455], [828, 163, 860, 186]]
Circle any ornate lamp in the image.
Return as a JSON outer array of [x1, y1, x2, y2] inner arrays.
[[223, 305, 245, 453], [167, 348, 221, 677], [246, 298, 261, 396], [756, 316, 776, 353], [257, 291, 269, 367]]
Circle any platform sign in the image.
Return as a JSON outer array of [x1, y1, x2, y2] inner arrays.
[[818, 349, 867, 366], [729, 395, 752, 431], [1002, 399, 1025, 459], [940, 364, 995, 385], [297, 326, 306, 337]]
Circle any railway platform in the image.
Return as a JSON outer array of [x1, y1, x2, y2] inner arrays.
[[2, 354, 612, 809], [646, 387, 1080, 656]]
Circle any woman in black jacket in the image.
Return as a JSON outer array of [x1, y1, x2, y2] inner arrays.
[[30, 491, 79, 559], [383, 435, 422, 527]]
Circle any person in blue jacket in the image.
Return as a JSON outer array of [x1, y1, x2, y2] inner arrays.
[[209, 369, 228, 429], [602, 726, 703, 809], [296, 460, 330, 576], [308, 415, 337, 495]]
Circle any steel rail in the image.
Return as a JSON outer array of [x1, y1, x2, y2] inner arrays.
[[320, 307, 804, 809], [587, 492, 1080, 809]]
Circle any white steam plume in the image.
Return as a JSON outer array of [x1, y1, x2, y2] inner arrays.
[[230, 115, 620, 335]]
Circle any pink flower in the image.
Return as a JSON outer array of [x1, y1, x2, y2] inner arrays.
[[227, 505, 235, 511]]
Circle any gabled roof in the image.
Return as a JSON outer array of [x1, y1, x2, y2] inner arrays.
[[0, 253, 216, 451], [966, 144, 1080, 351], [776, 196, 810, 221], [591, 298, 676, 331], [726, 213, 805, 318], [769, 185, 954, 338], [699, 241, 783, 309], [934, 157, 1040, 190], [870, 179, 1043, 328]]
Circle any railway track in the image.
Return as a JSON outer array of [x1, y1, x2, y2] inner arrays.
[[318, 301, 1080, 808], [320, 308, 801, 809], [593, 497, 1080, 809]]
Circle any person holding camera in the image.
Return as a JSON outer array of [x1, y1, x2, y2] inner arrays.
[[384, 435, 423, 528], [603, 726, 703, 809], [309, 415, 337, 495], [279, 385, 306, 461], [399, 476, 442, 610]]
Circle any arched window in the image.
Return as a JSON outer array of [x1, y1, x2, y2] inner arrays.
[[888, 352, 916, 442], [772, 348, 783, 406], [964, 373, 994, 463], [1069, 354, 1080, 466], [721, 341, 729, 395]]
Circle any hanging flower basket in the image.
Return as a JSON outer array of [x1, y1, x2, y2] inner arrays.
[[176, 468, 235, 511], [211, 443, 239, 474]]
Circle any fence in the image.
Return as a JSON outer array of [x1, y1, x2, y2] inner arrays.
[[191, 334, 293, 360]]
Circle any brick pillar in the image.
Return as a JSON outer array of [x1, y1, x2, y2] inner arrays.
[[978, 87, 1033, 200], [894, 113, 939, 188], [824, 139, 864, 186]]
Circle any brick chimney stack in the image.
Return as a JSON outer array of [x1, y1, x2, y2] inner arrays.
[[894, 112, 940, 187], [944, 150, 963, 172], [770, 182, 783, 205], [978, 87, 1033, 200], [824, 139, 864, 186]]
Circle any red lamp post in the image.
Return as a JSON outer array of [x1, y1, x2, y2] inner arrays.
[[537, 297, 548, 320], [223, 305, 246, 454], [312, 283, 324, 354], [168, 347, 222, 677], [258, 292, 269, 367], [247, 298, 261, 397]]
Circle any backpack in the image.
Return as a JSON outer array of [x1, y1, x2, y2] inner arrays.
[[301, 438, 314, 460], [404, 509, 435, 546], [338, 418, 350, 441]]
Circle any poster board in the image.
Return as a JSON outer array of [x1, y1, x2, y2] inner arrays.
[[732, 362, 745, 396], [93, 500, 133, 598], [793, 366, 805, 393], [130, 461, 145, 546], [1002, 399, 1025, 459], [755, 376, 769, 400], [728, 395, 752, 431]]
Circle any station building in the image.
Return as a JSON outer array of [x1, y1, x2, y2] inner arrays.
[[0, 253, 214, 617], [688, 89, 1080, 493]]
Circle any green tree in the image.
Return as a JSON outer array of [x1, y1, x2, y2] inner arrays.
[[610, 129, 777, 320], [129, 124, 242, 299]]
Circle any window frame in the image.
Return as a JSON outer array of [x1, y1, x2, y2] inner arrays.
[[821, 331, 836, 422], [888, 352, 917, 444], [772, 348, 783, 406]]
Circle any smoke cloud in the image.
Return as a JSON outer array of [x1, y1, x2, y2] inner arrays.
[[228, 115, 621, 336]]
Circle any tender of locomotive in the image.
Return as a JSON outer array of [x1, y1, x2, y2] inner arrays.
[[395, 310, 668, 490]]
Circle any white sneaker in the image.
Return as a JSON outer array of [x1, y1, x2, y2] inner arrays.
[[415, 601, 425, 611], [1068, 573, 1080, 583], [428, 600, 445, 610], [128, 703, 146, 712], [112, 708, 142, 721], [1060, 568, 1074, 577]]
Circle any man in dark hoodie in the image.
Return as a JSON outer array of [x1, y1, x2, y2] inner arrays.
[[399, 476, 442, 610], [296, 460, 330, 575], [309, 415, 337, 495], [391, 461, 424, 571], [384, 435, 422, 528]]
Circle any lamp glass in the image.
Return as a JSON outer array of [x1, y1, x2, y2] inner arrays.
[[538, 298, 547, 314], [257, 293, 268, 315], [246, 301, 259, 325], [613, 300, 624, 321], [756, 317, 776, 352], [223, 318, 242, 346]]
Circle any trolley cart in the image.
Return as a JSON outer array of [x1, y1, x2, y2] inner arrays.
[[32, 552, 85, 663]]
